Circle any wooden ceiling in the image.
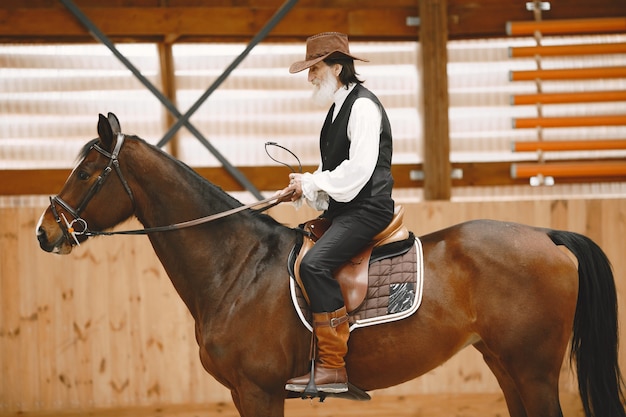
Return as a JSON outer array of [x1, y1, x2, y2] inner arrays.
[[1, 0, 624, 44]]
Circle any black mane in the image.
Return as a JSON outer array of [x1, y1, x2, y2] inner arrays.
[[79, 138, 99, 160]]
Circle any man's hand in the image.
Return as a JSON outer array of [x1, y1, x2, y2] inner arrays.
[[274, 173, 303, 203]]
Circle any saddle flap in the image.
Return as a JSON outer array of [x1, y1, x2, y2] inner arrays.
[[335, 245, 372, 312]]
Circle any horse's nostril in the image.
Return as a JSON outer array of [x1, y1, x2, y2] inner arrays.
[[37, 227, 47, 244]]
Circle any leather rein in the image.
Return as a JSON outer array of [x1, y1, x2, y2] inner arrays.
[[49, 133, 292, 246]]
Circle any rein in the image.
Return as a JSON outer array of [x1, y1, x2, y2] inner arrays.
[[49, 133, 294, 245], [84, 193, 290, 237]]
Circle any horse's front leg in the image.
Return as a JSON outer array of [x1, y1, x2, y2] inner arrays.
[[230, 384, 286, 417]]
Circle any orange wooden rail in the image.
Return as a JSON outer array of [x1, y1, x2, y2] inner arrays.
[[513, 114, 626, 129], [510, 66, 626, 81], [511, 90, 626, 105], [506, 17, 626, 36], [510, 161, 626, 179], [509, 43, 626, 58], [512, 139, 626, 152]]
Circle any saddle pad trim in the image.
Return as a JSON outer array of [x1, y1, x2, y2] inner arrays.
[[351, 237, 423, 331], [289, 237, 424, 333]]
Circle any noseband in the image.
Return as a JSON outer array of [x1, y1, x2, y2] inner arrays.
[[49, 133, 135, 246]]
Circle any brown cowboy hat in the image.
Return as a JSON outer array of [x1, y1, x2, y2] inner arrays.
[[289, 32, 368, 74]]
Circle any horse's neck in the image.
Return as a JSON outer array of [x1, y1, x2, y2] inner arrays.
[[131, 155, 229, 225], [127, 144, 279, 319]]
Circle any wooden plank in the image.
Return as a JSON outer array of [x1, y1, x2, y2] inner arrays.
[[512, 139, 626, 152], [509, 66, 626, 81], [0, 169, 72, 195], [17, 206, 39, 405], [600, 199, 626, 370], [449, 0, 626, 39], [157, 41, 180, 158], [513, 114, 626, 129], [0, 6, 419, 42], [419, 0, 451, 200], [32, 216, 59, 409], [0, 207, 21, 409], [511, 90, 626, 105], [5, 199, 626, 412], [0, 0, 418, 7], [0, 1, 623, 43], [452, 161, 518, 186], [3, 160, 626, 196], [511, 161, 626, 179], [506, 17, 626, 36], [509, 42, 626, 58], [0, 393, 589, 417]]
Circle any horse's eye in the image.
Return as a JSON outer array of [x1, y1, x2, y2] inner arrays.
[[78, 171, 90, 181]]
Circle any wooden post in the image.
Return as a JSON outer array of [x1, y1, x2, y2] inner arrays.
[[158, 39, 179, 158], [419, 0, 451, 200]]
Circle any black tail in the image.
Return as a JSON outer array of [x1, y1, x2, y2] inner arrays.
[[548, 230, 626, 417]]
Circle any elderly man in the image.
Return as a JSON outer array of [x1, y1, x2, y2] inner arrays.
[[281, 32, 395, 394]]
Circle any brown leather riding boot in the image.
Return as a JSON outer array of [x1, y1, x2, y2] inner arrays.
[[285, 306, 350, 394]]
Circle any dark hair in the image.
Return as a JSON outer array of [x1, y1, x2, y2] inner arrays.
[[324, 56, 364, 86]]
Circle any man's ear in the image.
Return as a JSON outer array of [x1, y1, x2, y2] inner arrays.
[[332, 63, 343, 77]]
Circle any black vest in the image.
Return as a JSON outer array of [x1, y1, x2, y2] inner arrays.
[[319, 84, 394, 216]]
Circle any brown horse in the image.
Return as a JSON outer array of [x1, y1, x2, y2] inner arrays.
[[36, 113, 625, 417]]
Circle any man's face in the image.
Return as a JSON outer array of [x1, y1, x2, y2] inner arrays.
[[308, 62, 341, 107]]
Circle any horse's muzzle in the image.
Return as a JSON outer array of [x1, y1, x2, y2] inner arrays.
[[36, 219, 73, 255], [37, 225, 56, 253]]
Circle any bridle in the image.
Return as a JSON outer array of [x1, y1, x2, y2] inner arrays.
[[49, 133, 135, 246], [49, 133, 294, 247]]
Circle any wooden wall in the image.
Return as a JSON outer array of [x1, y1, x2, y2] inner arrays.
[[1, 198, 625, 412]]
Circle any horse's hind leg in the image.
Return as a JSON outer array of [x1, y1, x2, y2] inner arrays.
[[475, 340, 565, 417], [512, 366, 564, 417], [476, 342, 527, 417], [230, 387, 285, 417]]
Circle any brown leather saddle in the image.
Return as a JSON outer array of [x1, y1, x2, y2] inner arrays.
[[293, 205, 410, 312]]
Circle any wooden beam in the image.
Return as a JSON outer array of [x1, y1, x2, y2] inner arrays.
[[0, 169, 73, 196], [511, 90, 626, 105], [513, 115, 626, 129], [3, 161, 624, 196], [0, 6, 419, 43], [509, 43, 626, 58], [157, 40, 180, 159], [506, 17, 626, 36], [420, 0, 451, 200], [510, 66, 626, 81], [449, 0, 626, 39], [512, 139, 626, 152], [1, 1, 623, 43], [511, 161, 626, 179]]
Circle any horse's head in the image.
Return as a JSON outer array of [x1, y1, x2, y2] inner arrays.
[[36, 113, 136, 254]]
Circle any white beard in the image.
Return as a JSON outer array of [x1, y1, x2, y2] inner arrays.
[[311, 72, 337, 107]]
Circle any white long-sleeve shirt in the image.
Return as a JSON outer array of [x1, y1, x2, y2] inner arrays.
[[300, 84, 383, 211]]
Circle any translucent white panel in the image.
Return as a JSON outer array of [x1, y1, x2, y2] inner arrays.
[[171, 41, 420, 168], [0, 36, 624, 200], [0, 43, 162, 168]]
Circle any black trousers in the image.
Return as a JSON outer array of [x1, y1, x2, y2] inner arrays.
[[300, 198, 394, 313]]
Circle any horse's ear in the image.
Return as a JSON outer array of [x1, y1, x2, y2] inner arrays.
[[97, 113, 114, 150], [107, 112, 121, 135]]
